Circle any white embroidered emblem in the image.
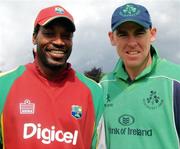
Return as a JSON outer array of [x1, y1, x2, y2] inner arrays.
[[20, 99, 35, 114]]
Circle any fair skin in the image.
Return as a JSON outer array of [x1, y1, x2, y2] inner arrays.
[[109, 22, 157, 80], [33, 20, 73, 80]]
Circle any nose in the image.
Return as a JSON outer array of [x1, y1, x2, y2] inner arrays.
[[127, 36, 138, 47], [52, 37, 65, 47]]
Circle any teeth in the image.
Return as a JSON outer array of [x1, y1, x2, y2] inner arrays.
[[127, 51, 139, 55], [50, 50, 64, 54]]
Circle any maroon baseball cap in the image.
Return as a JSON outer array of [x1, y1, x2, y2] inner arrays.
[[34, 5, 75, 32]]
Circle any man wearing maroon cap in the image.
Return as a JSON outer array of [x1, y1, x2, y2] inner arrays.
[[0, 5, 105, 149]]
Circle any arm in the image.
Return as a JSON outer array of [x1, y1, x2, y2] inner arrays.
[[96, 116, 106, 149], [91, 86, 106, 149], [173, 80, 180, 139]]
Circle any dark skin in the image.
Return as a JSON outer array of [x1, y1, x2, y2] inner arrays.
[[33, 20, 73, 80]]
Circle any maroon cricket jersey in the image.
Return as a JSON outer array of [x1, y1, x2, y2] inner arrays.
[[0, 62, 103, 149]]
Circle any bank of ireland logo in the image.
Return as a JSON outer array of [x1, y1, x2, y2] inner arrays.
[[20, 99, 35, 114], [118, 114, 135, 126], [55, 7, 64, 14], [119, 4, 140, 16], [71, 105, 82, 119], [143, 90, 163, 109]]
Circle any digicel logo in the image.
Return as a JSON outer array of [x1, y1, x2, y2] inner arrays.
[[23, 123, 78, 145]]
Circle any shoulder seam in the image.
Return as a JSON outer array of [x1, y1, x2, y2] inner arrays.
[[0, 67, 19, 77], [100, 79, 117, 83], [148, 76, 180, 83]]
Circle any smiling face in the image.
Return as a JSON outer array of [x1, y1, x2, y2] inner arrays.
[[109, 22, 156, 79], [33, 19, 73, 72]]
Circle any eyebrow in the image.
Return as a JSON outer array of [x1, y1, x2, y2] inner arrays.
[[115, 26, 147, 33], [40, 26, 53, 31], [136, 27, 147, 32]]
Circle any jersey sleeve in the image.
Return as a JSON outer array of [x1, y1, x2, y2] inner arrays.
[[96, 116, 106, 149], [0, 66, 25, 145], [90, 85, 106, 149], [75, 72, 106, 149], [173, 80, 180, 139]]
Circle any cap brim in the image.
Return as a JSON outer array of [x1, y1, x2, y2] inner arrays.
[[39, 16, 75, 32], [112, 19, 150, 31]]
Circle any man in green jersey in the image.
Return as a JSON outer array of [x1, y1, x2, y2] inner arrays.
[[100, 3, 180, 149]]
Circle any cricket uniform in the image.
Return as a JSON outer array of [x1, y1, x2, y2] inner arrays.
[[100, 46, 180, 149], [0, 61, 104, 149]]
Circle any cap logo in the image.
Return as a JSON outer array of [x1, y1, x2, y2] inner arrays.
[[119, 4, 140, 17], [55, 7, 64, 14]]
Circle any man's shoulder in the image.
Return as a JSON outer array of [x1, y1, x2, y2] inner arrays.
[[0, 65, 26, 114], [100, 72, 115, 84], [154, 59, 180, 80], [160, 59, 180, 68], [0, 65, 26, 80], [75, 71, 104, 116], [75, 71, 102, 91]]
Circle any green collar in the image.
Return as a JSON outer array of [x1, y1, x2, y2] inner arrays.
[[113, 46, 160, 82]]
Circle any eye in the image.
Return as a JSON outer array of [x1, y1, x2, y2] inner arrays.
[[43, 31, 55, 37], [61, 34, 73, 40], [136, 31, 145, 35], [116, 31, 128, 37], [135, 29, 146, 36], [40, 27, 55, 37]]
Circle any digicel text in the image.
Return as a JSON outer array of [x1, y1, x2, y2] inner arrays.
[[23, 123, 78, 145]]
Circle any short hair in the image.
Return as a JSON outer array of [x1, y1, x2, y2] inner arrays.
[[33, 24, 40, 36]]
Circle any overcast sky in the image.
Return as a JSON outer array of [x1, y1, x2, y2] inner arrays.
[[0, 0, 180, 72]]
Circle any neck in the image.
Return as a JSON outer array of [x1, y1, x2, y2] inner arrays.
[[35, 59, 67, 81], [125, 53, 152, 81], [40, 66, 67, 80]]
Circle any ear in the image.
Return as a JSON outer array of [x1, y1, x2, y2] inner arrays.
[[32, 33, 37, 45], [33, 44, 37, 52], [108, 32, 116, 46], [150, 27, 157, 42], [32, 33, 38, 53]]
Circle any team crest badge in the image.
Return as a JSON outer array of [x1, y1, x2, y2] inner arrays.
[[120, 4, 140, 17], [71, 105, 82, 119], [55, 7, 64, 14], [143, 90, 163, 110]]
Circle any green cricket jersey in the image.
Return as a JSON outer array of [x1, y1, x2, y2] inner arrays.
[[100, 46, 180, 149]]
